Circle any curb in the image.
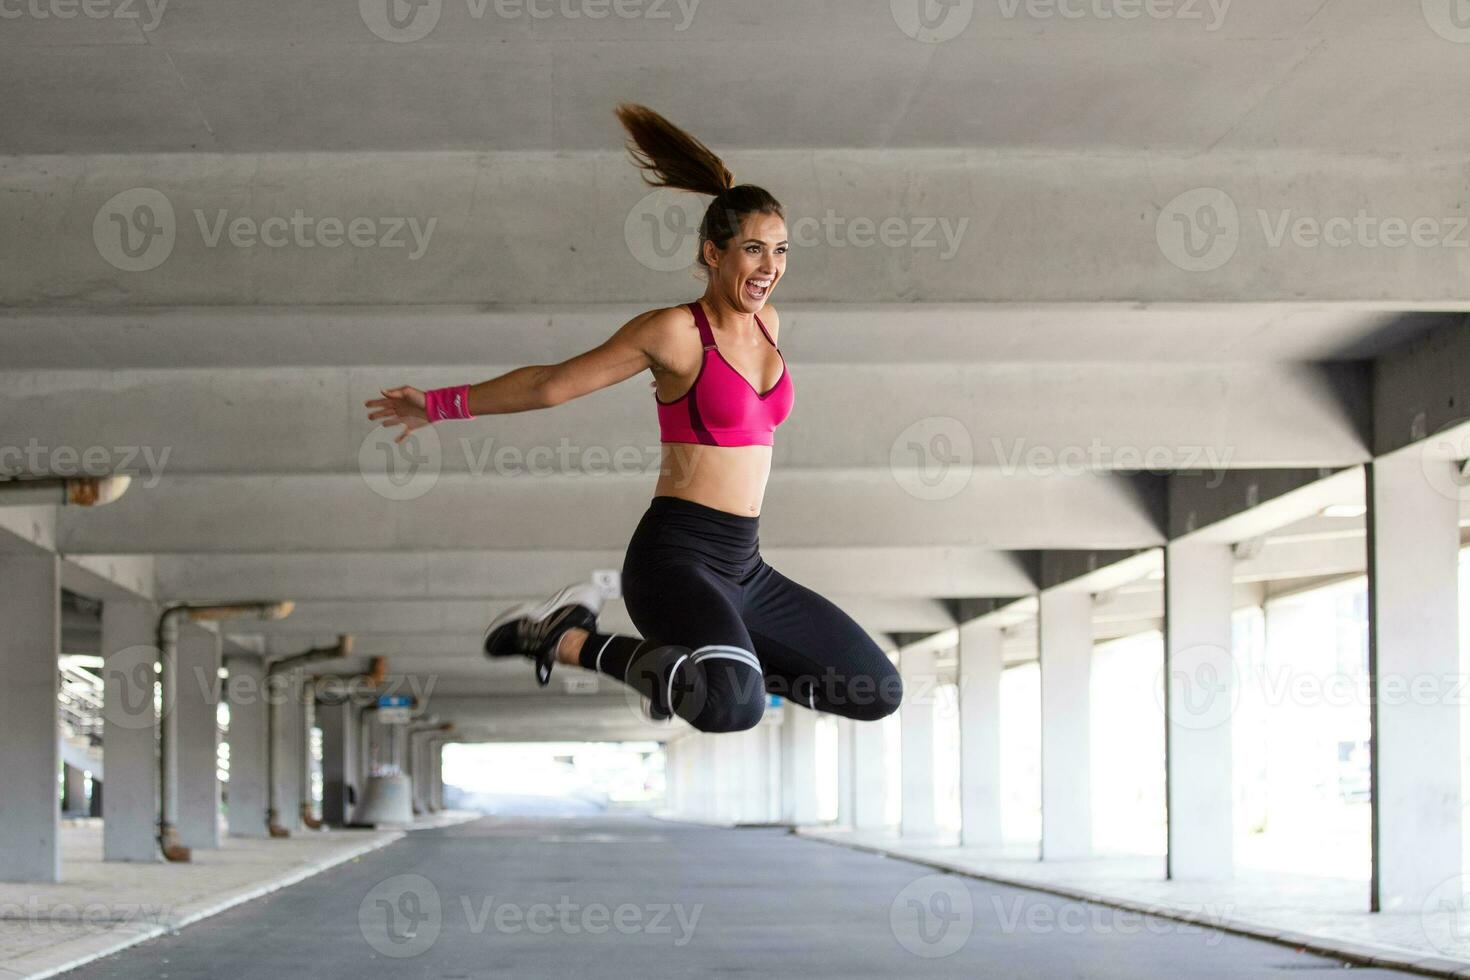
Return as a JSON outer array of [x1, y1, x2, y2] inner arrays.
[[5, 832, 404, 980], [793, 829, 1470, 980]]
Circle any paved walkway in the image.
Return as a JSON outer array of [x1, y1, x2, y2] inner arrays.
[[0, 813, 474, 980], [57, 814, 1421, 979], [795, 826, 1470, 979]]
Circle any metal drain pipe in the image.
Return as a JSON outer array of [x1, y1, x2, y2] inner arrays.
[[265, 636, 353, 837], [157, 601, 294, 862], [0, 474, 132, 507]]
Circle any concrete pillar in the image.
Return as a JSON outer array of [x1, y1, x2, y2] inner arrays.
[[1163, 541, 1235, 879], [1367, 456, 1463, 912], [0, 552, 61, 882], [62, 764, 88, 815], [765, 722, 782, 822], [224, 652, 269, 839], [102, 599, 159, 861], [319, 700, 355, 826], [836, 718, 855, 827], [899, 646, 938, 838], [270, 673, 304, 835], [780, 704, 819, 824], [958, 621, 1004, 848], [175, 624, 222, 851], [1039, 590, 1093, 861], [851, 713, 888, 830]]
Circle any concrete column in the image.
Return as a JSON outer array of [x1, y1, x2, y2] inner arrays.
[[958, 621, 1004, 848], [1367, 456, 1463, 912], [1163, 541, 1235, 879], [319, 700, 354, 826], [224, 652, 269, 839], [765, 722, 782, 822], [270, 673, 304, 835], [780, 703, 819, 824], [0, 552, 61, 882], [427, 739, 442, 811], [899, 646, 938, 838], [1039, 589, 1093, 861], [175, 624, 222, 851], [836, 718, 855, 828], [102, 599, 160, 861], [851, 713, 888, 830]]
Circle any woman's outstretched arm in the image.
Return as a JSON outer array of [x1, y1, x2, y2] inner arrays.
[[364, 307, 678, 443]]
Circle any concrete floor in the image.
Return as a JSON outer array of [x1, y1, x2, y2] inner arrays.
[[60, 815, 1421, 980]]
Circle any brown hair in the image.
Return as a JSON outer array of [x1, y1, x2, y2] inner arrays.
[[615, 102, 783, 269]]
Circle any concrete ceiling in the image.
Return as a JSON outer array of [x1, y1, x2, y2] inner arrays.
[[8, 0, 1469, 744]]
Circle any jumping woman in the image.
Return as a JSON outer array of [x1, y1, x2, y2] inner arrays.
[[364, 103, 903, 733]]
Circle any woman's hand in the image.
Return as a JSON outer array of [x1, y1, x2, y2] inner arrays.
[[364, 386, 430, 444]]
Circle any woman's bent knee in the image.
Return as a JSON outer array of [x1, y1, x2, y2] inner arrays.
[[693, 695, 765, 733]]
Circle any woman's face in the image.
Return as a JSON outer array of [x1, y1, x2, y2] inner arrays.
[[705, 210, 788, 313]]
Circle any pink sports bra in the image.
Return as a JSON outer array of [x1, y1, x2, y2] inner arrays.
[[656, 301, 795, 447]]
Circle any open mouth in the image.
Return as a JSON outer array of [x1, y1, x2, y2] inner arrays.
[[744, 277, 772, 302]]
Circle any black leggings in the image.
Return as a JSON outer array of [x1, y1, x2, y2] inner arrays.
[[577, 495, 904, 733]]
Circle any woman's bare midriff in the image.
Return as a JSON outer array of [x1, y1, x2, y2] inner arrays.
[[654, 442, 772, 517]]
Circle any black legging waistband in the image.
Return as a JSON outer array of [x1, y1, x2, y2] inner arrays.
[[647, 494, 760, 529]]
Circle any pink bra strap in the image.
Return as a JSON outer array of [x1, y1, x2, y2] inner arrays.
[[688, 301, 717, 350]]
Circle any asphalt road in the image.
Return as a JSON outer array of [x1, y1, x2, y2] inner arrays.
[[64, 815, 1414, 979]]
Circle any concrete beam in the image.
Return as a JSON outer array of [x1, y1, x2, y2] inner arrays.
[[6, 149, 1470, 305], [2, 360, 1369, 476], [53, 472, 1165, 554], [146, 547, 1038, 602]]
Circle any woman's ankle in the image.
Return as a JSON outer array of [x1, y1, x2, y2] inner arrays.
[[556, 627, 589, 665]]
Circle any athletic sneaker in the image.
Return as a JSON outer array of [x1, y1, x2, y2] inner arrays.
[[482, 581, 603, 687]]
